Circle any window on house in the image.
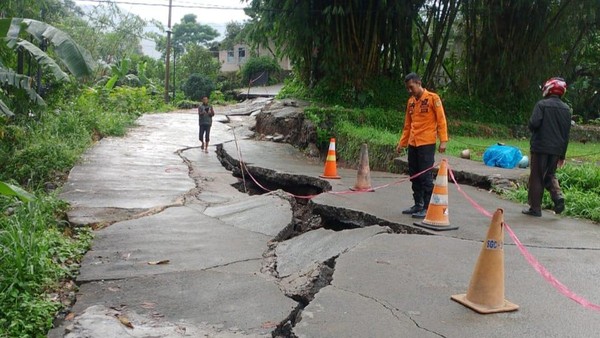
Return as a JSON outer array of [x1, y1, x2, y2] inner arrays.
[[238, 47, 246, 63], [226, 50, 234, 63]]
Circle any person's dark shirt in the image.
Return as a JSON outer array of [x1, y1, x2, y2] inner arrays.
[[198, 103, 214, 125], [528, 95, 571, 158]]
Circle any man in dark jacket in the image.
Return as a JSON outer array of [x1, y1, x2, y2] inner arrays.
[[523, 77, 571, 217]]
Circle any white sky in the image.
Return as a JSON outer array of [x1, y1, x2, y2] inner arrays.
[[74, 0, 251, 57]]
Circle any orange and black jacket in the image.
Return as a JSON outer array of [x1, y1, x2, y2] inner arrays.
[[398, 89, 449, 148]]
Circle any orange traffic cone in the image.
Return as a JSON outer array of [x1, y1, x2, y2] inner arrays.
[[350, 144, 374, 191], [414, 159, 458, 231], [319, 138, 341, 179], [451, 208, 519, 314]]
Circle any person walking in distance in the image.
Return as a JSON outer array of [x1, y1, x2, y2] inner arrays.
[[198, 95, 215, 153], [522, 77, 571, 217], [397, 73, 449, 219]]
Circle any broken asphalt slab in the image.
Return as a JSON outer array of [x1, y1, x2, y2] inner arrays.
[[294, 234, 600, 337], [204, 193, 293, 237], [76, 205, 270, 282], [275, 226, 390, 278], [60, 113, 198, 224], [64, 305, 270, 338], [223, 97, 273, 116], [68, 270, 297, 336]]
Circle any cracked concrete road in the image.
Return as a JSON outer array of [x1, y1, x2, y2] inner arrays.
[[50, 105, 600, 338]]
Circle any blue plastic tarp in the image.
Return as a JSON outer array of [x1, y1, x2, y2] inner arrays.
[[483, 144, 523, 169]]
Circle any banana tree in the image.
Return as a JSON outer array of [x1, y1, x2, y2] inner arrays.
[[0, 17, 95, 117], [104, 58, 140, 90]]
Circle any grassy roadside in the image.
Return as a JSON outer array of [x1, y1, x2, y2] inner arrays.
[[305, 106, 600, 223], [0, 87, 168, 337]]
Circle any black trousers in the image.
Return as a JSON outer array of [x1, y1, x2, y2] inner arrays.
[[199, 124, 211, 143], [407, 144, 436, 208], [528, 152, 563, 212]]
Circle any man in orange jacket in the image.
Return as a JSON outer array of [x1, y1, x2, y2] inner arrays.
[[396, 73, 449, 218]]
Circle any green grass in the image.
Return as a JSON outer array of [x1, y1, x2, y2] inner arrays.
[[0, 194, 92, 337]]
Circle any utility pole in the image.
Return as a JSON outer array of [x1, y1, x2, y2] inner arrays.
[[164, 0, 173, 103]]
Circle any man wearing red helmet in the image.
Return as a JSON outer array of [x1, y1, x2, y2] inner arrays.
[[522, 77, 571, 217]]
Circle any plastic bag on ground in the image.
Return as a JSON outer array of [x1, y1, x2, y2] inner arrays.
[[483, 144, 523, 169]]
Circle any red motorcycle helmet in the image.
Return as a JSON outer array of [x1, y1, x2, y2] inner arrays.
[[542, 77, 567, 97]]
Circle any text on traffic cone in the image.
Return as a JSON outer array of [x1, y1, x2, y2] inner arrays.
[[319, 138, 341, 179], [451, 208, 519, 314]]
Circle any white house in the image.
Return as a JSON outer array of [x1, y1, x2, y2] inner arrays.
[[218, 43, 292, 72]]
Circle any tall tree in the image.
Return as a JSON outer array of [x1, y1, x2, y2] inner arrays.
[[58, 2, 146, 63], [244, 0, 425, 92], [460, 0, 596, 100], [152, 14, 219, 58], [220, 21, 247, 51], [178, 44, 220, 80]]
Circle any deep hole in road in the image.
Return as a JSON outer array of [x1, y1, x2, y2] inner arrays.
[[217, 143, 431, 236]]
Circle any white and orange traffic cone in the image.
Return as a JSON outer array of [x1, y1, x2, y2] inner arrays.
[[451, 208, 519, 314], [350, 143, 374, 191], [319, 138, 341, 179], [414, 159, 458, 231]]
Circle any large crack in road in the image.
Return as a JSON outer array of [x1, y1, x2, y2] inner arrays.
[[214, 142, 439, 337]]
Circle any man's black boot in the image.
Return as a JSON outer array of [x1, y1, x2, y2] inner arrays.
[[522, 208, 542, 217], [402, 205, 423, 214], [553, 197, 565, 214]]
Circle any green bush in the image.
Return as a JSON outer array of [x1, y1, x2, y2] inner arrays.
[[176, 99, 199, 109], [217, 72, 243, 100], [209, 90, 226, 104], [182, 73, 216, 101], [240, 56, 282, 85]]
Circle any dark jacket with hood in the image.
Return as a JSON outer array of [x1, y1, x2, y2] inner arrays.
[[528, 95, 571, 159]]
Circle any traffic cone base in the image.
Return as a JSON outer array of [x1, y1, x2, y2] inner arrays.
[[320, 138, 341, 179], [350, 144, 374, 191], [413, 159, 458, 231], [451, 208, 518, 314], [414, 221, 458, 231], [350, 187, 375, 192], [450, 294, 519, 314]]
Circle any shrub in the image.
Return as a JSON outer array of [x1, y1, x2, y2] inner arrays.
[[182, 74, 216, 101], [240, 56, 282, 85], [209, 90, 226, 104]]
